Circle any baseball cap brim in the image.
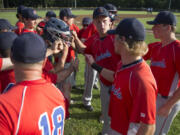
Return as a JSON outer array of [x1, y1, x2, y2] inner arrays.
[[147, 20, 158, 25], [69, 14, 77, 18], [31, 15, 40, 20], [107, 30, 117, 35]]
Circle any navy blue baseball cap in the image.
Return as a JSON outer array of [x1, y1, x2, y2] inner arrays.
[[17, 5, 26, 14], [22, 8, 40, 20], [108, 18, 146, 41], [82, 17, 92, 25], [93, 7, 109, 19], [104, 3, 117, 12], [147, 11, 177, 26], [11, 33, 47, 63], [59, 8, 76, 19], [0, 32, 17, 50], [46, 11, 56, 18], [0, 19, 16, 31]]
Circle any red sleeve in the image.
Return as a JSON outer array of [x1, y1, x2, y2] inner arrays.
[[42, 59, 57, 84], [84, 35, 95, 54], [70, 24, 80, 35], [0, 58, 2, 70], [81, 23, 97, 40], [143, 42, 160, 60], [174, 40, 180, 77], [130, 71, 157, 124]]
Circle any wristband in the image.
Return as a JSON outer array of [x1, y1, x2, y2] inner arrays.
[[91, 63, 103, 73]]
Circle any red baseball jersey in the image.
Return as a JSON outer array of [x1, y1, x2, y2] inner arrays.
[[22, 28, 37, 34], [0, 58, 2, 70], [0, 69, 15, 93], [144, 40, 180, 97], [65, 24, 79, 63], [78, 28, 86, 39], [0, 79, 66, 135], [81, 23, 97, 40], [109, 60, 157, 135], [84, 33, 121, 86], [15, 21, 25, 35], [42, 58, 57, 84]]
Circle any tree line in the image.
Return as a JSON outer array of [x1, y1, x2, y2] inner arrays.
[[0, 0, 180, 10]]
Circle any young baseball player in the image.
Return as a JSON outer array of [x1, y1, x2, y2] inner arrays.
[[145, 11, 180, 135], [0, 32, 17, 93], [21, 7, 40, 34], [86, 18, 157, 135], [15, 5, 26, 35], [72, 7, 121, 135], [81, 4, 117, 113], [0, 33, 67, 134]]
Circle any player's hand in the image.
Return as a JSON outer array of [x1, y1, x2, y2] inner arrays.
[[71, 30, 78, 39], [51, 39, 64, 54], [85, 54, 95, 65], [157, 104, 172, 117]]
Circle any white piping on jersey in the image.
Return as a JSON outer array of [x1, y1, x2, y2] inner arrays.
[[15, 86, 27, 135], [168, 72, 179, 97], [129, 71, 133, 97]]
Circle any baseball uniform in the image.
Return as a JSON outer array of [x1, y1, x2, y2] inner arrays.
[[0, 69, 15, 93], [81, 23, 97, 40], [21, 28, 37, 34], [0, 78, 66, 135], [15, 21, 25, 35], [144, 40, 180, 135], [109, 59, 157, 135], [84, 33, 121, 134]]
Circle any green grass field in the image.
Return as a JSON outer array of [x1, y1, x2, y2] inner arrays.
[[0, 9, 180, 135]]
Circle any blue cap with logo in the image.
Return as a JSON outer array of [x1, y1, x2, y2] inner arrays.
[[22, 8, 40, 20], [82, 17, 92, 25], [93, 7, 109, 19], [0, 32, 17, 50], [11, 33, 47, 63], [59, 8, 76, 19], [147, 11, 177, 26], [46, 11, 56, 18], [108, 18, 145, 41], [0, 19, 16, 31]]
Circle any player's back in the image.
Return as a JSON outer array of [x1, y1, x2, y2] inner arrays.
[[0, 78, 66, 135]]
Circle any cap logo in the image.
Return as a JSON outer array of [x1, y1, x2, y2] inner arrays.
[[129, 35, 133, 39], [98, 8, 103, 13]]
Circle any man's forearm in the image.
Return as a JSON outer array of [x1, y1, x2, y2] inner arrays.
[[56, 65, 74, 83], [136, 123, 155, 135], [73, 36, 86, 54], [1, 58, 13, 71]]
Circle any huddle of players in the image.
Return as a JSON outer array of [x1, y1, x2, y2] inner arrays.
[[0, 3, 180, 135]]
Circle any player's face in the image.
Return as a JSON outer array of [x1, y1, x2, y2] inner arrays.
[[114, 35, 123, 55], [152, 24, 167, 39], [94, 16, 111, 36], [24, 18, 37, 29], [67, 17, 74, 26]]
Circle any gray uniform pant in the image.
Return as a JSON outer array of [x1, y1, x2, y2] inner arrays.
[[100, 81, 111, 135], [83, 62, 97, 105], [155, 94, 180, 135]]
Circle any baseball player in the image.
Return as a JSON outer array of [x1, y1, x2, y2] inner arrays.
[[58, 8, 79, 102], [21, 7, 40, 34], [144, 11, 180, 135], [81, 4, 118, 113], [0, 33, 67, 134], [15, 5, 26, 35], [86, 18, 157, 135], [72, 7, 121, 135], [0, 32, 17, 93]]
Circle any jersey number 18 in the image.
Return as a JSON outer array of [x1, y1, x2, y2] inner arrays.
[[38, 106, 65, 135]]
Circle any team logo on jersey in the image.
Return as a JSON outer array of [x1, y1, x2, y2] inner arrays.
[[111, 85, 122, 99], [96, 50, 112, 62], [151, 59, 166, 68]]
